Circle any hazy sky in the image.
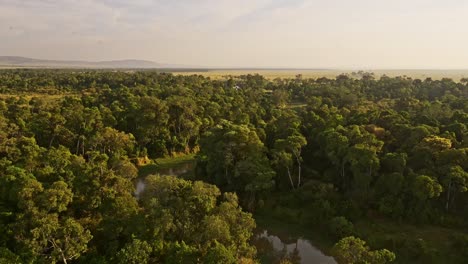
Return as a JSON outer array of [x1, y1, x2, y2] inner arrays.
[[2, 0, 468, 68]]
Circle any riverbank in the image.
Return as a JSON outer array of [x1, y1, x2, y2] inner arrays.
[[135, 157, 467, 264], [254, 213, 336, 254], [255, 199, 467, 264], [353, 218, 466, 264], [137, 154, 196, 177], [254, 212, 336, 264]]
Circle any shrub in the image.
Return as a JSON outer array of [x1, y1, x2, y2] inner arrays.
[[329, 216, 355, 239]]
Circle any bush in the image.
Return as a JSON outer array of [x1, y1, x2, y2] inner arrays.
[[332, 236, 396, 264], [329, 216, 355, 239], [451, 234, 468, 258], [400, 238, 430, 260]]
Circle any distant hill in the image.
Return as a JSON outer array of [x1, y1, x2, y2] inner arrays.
[[0, 56, 173, 68]]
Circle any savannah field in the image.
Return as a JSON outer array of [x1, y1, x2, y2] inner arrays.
[[171, 69, 468, 81]]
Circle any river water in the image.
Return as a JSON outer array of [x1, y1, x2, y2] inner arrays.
[[253, 229, 336, 264], [135, 161, 335, 264]]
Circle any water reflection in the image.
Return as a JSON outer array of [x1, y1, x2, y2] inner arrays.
[[135, 180, 146, 196], [135, 163, 335, 264], [254, 230, 336, 264]]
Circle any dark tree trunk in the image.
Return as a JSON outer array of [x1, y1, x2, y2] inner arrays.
[[445, 180, 452, 212]]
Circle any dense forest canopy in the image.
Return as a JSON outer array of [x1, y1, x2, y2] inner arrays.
[[0, 69, 467, 263]]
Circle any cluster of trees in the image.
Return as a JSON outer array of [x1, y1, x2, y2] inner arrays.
[[0, 69, 467, 263], [332, 236, 395, 264], [0, 138, 257, 263], [0, 70, 262, 263]]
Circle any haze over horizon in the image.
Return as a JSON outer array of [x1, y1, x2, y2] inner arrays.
[[2, 0, 468, 69]]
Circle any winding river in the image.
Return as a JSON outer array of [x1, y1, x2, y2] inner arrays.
[[253, 229, 336, 264], [136, 161, 336, 264]]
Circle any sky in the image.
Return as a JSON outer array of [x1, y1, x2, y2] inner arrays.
[[1, 0, 468, 68]]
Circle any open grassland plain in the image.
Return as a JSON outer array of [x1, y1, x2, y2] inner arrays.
[[172, 69, 468, 81]]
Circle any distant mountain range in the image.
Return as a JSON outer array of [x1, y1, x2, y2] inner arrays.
[[0, 56, 188, 69]]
